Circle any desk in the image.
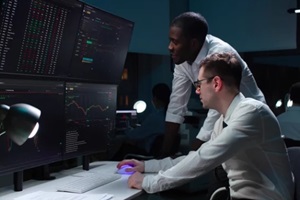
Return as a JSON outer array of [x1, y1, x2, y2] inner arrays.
[[0, 161, 210, 200], [0, 161, 143, 200]]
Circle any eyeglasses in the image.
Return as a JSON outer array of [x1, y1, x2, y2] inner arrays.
[[193, 77, 214, 90]]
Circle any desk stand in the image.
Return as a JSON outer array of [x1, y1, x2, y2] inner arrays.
[[33, 165, 56, 180], [13, 171, 23, 191], [82, 155, 90, 170]]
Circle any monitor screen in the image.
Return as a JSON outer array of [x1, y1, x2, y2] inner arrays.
[[68, 4, 134, 83], [115, 110, 138, 131], [0, 0, 134, 83], [63, 82, 117, 159], [0, 79, 64, 175], [0, 0, 83, 77]]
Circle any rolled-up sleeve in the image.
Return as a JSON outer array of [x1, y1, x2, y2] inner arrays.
[[165, 65, 192, 124], [196, 109, 221, 141], [142, 150, 217, 193]]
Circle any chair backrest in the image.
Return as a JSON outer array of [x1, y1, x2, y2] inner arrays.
[[287, 147, 300, 200], [209, 186, 229, 200]]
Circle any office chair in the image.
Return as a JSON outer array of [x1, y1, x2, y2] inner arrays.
[[124, 133, 181, 160], [209, 186, 230, 200], [287, 147, 300, 200]]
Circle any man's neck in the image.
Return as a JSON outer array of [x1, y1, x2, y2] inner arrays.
[[218, 91, 239, 116], [187, 48, 201, 65]]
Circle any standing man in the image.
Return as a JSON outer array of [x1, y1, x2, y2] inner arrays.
[[117, 53, 294, 200], [161, 12, 265, 156]]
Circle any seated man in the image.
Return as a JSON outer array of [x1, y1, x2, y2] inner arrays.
[[113, 83, 171, 160], [277, 82, 300, 141], [117, 52, 294, 200]]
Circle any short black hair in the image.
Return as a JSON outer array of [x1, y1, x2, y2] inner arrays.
[[289, 82, 300, 104], [200, 52, 242, 89], [171, 12, 208, 44]]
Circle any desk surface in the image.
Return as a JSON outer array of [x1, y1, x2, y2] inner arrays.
[[0, 161, 143, 200]]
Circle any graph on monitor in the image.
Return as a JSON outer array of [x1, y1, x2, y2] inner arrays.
[[63, 82, 117, 159]]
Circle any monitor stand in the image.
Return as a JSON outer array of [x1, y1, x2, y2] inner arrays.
[[33, 165, 56, 180], [13, 171, 23, 191], [82, 155, 90, 170]]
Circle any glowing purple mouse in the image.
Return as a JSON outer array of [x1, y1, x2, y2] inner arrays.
[[117, 164, 134, 174]]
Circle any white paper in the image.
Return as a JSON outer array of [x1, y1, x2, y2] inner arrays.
[[14, 191, 113, 200]]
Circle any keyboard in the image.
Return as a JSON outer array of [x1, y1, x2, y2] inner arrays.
[[57, 172, 122, 193]]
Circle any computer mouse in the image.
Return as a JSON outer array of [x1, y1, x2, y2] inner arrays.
[[117, 164, 134, 175]]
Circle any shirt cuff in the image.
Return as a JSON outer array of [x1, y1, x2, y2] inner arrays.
[[165, 112, 185, 124]]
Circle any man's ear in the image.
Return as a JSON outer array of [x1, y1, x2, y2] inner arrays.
[[190, 38, 200, 50], [213, 76, 223, 92]]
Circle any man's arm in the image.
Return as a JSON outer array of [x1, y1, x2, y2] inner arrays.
[[160, 121, 180, 158]]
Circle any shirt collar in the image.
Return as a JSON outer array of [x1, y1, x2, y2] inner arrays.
[[223, 93, 245, 124]]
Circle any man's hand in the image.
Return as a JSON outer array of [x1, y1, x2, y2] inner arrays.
[[117, 159, 145, 173], [128, 172, 144, 190]]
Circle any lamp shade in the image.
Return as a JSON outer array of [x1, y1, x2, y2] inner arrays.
[[1, 103, 41, 146], [133, 100, 147, 113]]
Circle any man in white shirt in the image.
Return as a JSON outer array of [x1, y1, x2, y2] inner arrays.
[[117, 52, 294, 200], [161, 12, 265, 157], [277, 82, 300, 141]]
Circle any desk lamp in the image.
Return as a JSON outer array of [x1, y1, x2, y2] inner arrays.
[[133, 100, 146, 113], [0, 103, 41, 146]]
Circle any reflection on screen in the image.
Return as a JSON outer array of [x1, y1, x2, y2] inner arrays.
[[0, 79, 64, 175]]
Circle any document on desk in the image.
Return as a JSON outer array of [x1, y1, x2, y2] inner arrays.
[[14, 191, 113, 200]]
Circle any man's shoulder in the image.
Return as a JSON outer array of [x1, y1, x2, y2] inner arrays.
[[206, 35, 236, 54], [238, 97, 267, 111]]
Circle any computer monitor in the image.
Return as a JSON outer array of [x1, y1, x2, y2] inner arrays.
[[68, 3, 134, 83], [0, 79, 64, 175], [63, 82, 117, 160], [115, 110, 138, 131], [0, 0, 83, 78], [0, 0, 134, 83]]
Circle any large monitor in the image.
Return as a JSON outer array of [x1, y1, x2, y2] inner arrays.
[[68, 3, 134, 83], [0, 79, 64, 175], [0, 0, 83, 78], [63, 82, 117, 160], [0, 0, 134, 83]]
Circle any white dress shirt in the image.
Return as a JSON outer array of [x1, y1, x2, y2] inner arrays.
[[277, 106, 300, 140], [143, 93, 294, 200], [165, 34, 265, 141]]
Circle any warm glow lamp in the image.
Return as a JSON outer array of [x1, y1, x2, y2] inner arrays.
[[0, 103, 41, 146]]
